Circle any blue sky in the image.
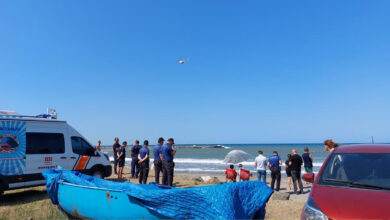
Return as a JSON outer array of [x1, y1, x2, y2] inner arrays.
[[1, 1, 390, 144]]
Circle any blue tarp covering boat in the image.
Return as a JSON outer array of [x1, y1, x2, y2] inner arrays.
[[43, 169, 273, 219]]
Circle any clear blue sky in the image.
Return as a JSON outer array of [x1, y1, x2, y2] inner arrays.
[[1, 1, 390, 144]]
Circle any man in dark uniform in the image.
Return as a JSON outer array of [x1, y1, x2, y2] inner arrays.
[[112, 137, 120, 175], [131, 140, 142, 178], [160, 138, 176, 186], [267, 151, 282, 191], [153, 137, 164, 184], [138, 140, 150, 184]]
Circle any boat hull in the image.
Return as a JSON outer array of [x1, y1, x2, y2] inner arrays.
[[57, 182, 165, 219]]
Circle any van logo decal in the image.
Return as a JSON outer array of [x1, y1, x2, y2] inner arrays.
[[0, 121, 26, 175], [0, 134, 20, 154], [44, 157, 53, 165]]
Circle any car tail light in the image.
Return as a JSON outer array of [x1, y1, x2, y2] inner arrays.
[[303, 197, 328, 220]]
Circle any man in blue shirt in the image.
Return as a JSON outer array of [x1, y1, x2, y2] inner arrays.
[[131, 140, 142, 178], [153, 137, 164, 184], [267, 151, 282, 191], [138, 140, 150, 184], [160, 138, 176, 186]]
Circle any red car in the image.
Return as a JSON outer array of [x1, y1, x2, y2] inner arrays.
[[301, 144, 390, 220]]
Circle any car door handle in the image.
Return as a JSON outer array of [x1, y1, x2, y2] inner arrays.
[[70, 157, 77, 159], [60, 156, 67, 159]]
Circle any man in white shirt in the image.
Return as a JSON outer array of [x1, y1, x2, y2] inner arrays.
[[254, 150, 267, 182]]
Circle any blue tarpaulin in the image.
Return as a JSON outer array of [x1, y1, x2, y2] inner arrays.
[[43, 169, 273, 219]]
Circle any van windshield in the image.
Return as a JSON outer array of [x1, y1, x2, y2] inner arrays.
[[318, 153, 390, 190]]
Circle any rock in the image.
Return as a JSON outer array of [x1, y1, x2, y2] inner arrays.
[[201, 176, 212, 182], [272, 192, 290, 200], [223, 150, 251, 164], [207, 177, 221, 184], [192, 176, 204, 183], [201, 176, 221, 184]]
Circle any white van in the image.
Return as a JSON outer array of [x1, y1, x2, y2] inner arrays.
[[0, 110, 111, 196]]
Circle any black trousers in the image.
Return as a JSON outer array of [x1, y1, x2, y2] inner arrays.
[[139, 160, 149, 184], [113, 155, 118, 174], [291, 170, 304, 193], [131, 157, 140, 178], [154, 160, 163, 184], [162, 160, 174, 186], [270, 166, 281, 191]]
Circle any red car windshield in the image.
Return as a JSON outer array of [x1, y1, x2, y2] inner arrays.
[[318, 153, 390, 190]]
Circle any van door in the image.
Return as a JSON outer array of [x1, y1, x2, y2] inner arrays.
[[70, 136, 99, 172]]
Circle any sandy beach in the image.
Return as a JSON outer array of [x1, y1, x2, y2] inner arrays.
[[0, 166, 309, 219]]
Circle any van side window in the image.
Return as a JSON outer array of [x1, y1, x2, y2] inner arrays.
[[26, 133, 65, 154], [71, 137, 95, 156]]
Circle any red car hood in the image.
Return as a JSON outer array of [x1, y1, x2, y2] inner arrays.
[[312, 185, 390, 219]]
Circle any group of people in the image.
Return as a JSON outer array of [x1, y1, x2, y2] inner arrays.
[[111, 137, 176, 186], [252, 139, 339, 194], [254, 148, 313, 194]]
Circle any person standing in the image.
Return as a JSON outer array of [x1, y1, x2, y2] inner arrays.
[[285, 154, 292, 190], [289, 149, 304, 194], [324, 139, 339, 152], [267, 151, 282, 191], [117, 141, 127, 179], [153, 137, 164, 184], [254, 151, 267, 183], [96, 140, 102, 151], [302, 147, 313, 173], [112, 137, 120, 175], [138, 140, 150, 184], [160, 138, 176, 186], [131, 140, 142, 178]]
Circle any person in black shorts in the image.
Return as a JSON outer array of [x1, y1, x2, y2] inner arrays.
[[117, 141, 127, 179], [285, 154, 292, 190]]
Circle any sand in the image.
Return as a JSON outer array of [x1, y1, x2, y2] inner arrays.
[[0, 166, 310, 219]]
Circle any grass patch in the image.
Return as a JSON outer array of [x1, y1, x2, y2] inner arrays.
[[0, 186, 66, 220]]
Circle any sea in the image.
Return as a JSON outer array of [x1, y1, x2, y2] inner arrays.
[[102, 143, 328, 176]]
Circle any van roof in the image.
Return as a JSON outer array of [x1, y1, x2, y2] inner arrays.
[[0, 111, 66, 122]]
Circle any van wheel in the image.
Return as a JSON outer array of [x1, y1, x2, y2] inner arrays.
[[91, 168, 104, 179]]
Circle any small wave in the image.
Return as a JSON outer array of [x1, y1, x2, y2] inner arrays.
[[109, 157, 323, 168], [313, 162, 323, 167], [174, 168, 319, 175]]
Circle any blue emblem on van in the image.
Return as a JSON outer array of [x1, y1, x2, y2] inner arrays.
[[0, 121, 26, 175], [0, 134, 20, 154]]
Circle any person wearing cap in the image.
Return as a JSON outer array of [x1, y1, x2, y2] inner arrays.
[[160, 138, 176, 186], [267, 151, 282, 191], [153, 137, 164, 184]]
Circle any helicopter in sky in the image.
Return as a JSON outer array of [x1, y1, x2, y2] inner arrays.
[[178, 58, 189, 64]]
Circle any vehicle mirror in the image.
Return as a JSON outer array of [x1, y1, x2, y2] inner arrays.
[[302, 173, 315, 183]]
